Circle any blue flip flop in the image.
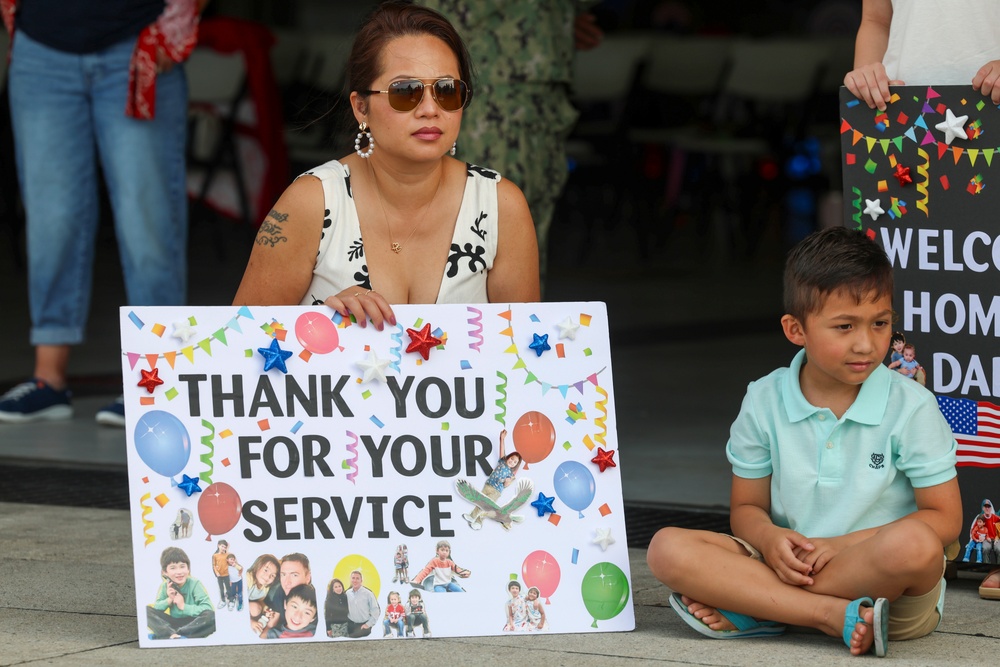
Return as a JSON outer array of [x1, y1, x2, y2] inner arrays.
[[669, 592, 785, 639], [842, 596, 889, 657]]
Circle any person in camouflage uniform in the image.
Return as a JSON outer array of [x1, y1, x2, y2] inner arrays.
[[419, 1, 601, 292]]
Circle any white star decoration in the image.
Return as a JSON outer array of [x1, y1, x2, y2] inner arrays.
[[356, 349, 390, 383], [593, 527, 616, 551], [863, 198, 884, 221], [934, 108, 968, 145], [172, 320, 197, 344], [556, 316, 580, 340]]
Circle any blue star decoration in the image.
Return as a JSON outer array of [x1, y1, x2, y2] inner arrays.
[[258, 338, 293, 373], [528, 333, 551, 357], [531, 492, 557, 517], [177, 474, 202, 497]]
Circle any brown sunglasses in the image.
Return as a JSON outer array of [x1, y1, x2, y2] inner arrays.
[[361, 78, 470, 112]]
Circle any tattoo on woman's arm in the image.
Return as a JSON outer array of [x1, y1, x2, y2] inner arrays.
[[256, 210, 289, 247]]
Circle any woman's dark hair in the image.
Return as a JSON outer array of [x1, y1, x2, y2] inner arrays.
[[347, 1, 474, 111], [327, 577, 346, 596]]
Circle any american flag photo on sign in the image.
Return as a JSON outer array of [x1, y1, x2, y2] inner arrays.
[[937, 396, 1000, 467]]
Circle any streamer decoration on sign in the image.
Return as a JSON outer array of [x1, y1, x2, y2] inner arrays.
[[840, 86, 999, 179], [123, 305, 255, 371], [345, 430, 360, 484], [388, 323, 404, 372], [501, 312, 607, 392], [915, 147, 930, 216], [851, 186, 863, 229], [592, 385, 609, 449], [140, 492, 156, 546], [495, 371, 508, 426], [466, 306, 484, 351], [198, 418, 216, 485]]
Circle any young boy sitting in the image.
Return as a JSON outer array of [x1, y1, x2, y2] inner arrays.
[[146, 547, 217, 639], [647, 227, 961, 657], [262, 583, 318, 639]]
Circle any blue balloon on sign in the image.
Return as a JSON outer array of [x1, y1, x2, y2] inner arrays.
[[552, 460, 595, 517], [133, 410, 191, 477]]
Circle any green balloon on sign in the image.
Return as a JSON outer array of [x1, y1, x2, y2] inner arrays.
[[581, 561, 630, 627]]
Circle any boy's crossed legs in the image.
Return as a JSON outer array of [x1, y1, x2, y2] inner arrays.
[[648, 518, 944, 656]]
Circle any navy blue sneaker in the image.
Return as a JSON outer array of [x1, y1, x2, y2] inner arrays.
[[95, 395, 126, 427], [0, 378, 72, 422]]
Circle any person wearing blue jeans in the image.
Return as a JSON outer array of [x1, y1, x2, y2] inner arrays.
[[1, 1, 201, 425]]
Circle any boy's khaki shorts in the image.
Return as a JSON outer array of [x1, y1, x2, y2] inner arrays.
[[727, 535, 944, 641]]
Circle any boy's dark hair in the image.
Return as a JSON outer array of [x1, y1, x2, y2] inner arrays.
[[286, 583, 317, 610], [507, 580, 521, 592], [784, 227, 893, 322], [891, 331, 906, 345], [160, 546, 190, 570]]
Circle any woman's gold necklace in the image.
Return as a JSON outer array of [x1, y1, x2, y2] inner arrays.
[[369, 161, 444, 254]]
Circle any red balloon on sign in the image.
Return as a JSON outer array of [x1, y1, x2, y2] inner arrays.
[[198, 482, 242, 540]]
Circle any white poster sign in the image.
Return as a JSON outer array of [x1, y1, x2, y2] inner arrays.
[[121, 302, 634, 646]]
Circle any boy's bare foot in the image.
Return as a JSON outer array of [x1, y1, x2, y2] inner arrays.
[[679, 594, 880, 654], [679, 595, 738, 632], [846, 603, 875, 656]]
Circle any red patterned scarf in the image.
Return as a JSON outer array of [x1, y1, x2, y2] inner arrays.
[[127, 0, 200, 119], [1, 0, 199, 120]]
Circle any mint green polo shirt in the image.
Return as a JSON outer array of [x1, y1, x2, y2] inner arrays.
[[726, 349, 957, 538]]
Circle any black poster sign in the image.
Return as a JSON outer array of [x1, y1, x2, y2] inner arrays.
[[840, 85, 999, 565]]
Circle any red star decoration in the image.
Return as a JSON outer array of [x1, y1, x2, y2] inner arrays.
[[405, 323, 443, 360], [893, 163, 912, 186], [591, 447, 617, 472], [137, 367, 164, 393]]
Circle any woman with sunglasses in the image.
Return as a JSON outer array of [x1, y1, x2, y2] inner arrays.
[[234, 1, 539, 322]]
